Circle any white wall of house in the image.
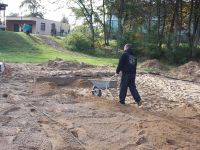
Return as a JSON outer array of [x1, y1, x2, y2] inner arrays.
[[6, 16, 70, 35], [35, 18, 68, 35]]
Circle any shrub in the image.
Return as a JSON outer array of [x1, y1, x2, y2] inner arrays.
[[118, 31, 137, 47], [196, 45, 200, 58], [164, 45, 190, 64], [64, 30, 91, 51], [143, 43, 164, 59]]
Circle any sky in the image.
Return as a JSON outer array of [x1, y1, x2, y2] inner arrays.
[[2, 0, 80, 26]]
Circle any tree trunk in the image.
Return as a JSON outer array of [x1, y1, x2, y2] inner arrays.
[[157, 0, 162, 52], [116, 0, 125, 54], [148, 0, 152, 41], [160, 0, 167, 51], [188, 0, 194, 58], [107, 11, 112, 45], [118, 0, 124, 38], [191, 0, 200, 58], [167, 0, 179, 50], [89, 0, 95, 48], [102, 0, 108, 45], [178, 0, 183, 44]]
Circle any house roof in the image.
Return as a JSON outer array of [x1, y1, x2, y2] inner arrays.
[[6, 16, 38, 21], [0, 3, 8, 10], [6, 16, 68, 25]]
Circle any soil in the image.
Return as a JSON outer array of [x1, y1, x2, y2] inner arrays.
[[170, 61, 200, 82], [139, 59, 167, 71], [45, 60, 93, 70], [0, 61, 200, 150]]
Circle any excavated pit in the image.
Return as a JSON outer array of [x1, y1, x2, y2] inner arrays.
[[0, 61, 200, 150]]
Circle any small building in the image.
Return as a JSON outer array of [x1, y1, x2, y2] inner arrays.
[[6, 16, 70, 36], [0, 3, 8, 30]]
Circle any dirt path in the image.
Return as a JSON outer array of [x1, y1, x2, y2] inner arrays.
[[37, 35, 91, 58], [0, 63, 200, 150]]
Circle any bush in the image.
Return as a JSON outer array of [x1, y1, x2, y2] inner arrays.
[[164, 45, 190, 64], [196, 45, 200, 58], [143, 43, 164, 59], [64, 31, 91, 51], [118, 31, 137, 47]]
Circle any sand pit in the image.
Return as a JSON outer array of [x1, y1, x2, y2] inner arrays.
[[0, 62, 200, 150]]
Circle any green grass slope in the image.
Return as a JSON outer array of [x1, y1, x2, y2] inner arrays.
[[0, 31, 117, 65]]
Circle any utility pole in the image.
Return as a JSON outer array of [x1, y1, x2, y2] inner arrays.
[[0, 3, 8, 30]]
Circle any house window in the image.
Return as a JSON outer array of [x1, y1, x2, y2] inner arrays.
[[41, 23, 45, 31]]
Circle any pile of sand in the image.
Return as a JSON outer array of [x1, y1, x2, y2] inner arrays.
[[46, 60, 92, 70], [140, 59, 167, 70], [171, 61, 200, 82]]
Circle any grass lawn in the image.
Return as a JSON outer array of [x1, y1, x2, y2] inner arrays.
[[0, 31, 118, 65]]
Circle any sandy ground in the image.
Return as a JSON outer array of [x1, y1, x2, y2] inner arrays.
[[0, 62, 200, 150]]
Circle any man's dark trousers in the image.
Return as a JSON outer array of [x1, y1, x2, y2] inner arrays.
[[119, 73, 141, 103]]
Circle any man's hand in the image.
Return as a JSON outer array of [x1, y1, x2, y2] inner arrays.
[[114, 73, 119, 77]]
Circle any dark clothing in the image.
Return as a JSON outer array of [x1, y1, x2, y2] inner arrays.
[[116, 48, 137, 74], [116, 48, 141, 103], [119, 74, 141, 103]]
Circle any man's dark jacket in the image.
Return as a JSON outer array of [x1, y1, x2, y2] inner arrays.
[[116, 48, 137, 74]]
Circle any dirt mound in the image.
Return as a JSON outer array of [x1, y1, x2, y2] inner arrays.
[[70, 79, 93, 88], [46, 60, 93, 70], [140, 59, 166, 70], [171, 61, 200, 82], [32, 82, 58, 96]]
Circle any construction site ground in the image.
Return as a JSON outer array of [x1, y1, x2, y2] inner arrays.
[[0, 60, 200, 150]]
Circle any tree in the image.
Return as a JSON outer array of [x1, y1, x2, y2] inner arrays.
[[93, 0, 116, 45], [156, 0, 167, 53], [102, 0, 107, 45], [70, 0, 96, 48], [188, 0, 200, 58], [20, 0, 45, 18], [8, 13, 19, 17], [117, 0, 125, 38], [54, 0, 200, 62], [61, 15, 69, 24]]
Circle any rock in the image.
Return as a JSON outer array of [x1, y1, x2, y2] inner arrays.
[[38, 117, 49, 124], [138, 130, 146, 135], [136, 136, 147, 145], [166, 138, 176, 145], [2, 93, 8, 98]]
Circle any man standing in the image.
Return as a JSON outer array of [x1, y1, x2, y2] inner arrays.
[[116, 44, 142, 106], [23, 23, 31, 35]]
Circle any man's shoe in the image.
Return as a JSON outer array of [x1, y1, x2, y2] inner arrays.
[[119, 101, 125, 104], [137, 101, 142, 106]]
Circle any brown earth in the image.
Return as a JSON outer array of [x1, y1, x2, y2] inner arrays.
[[139, 59, 168, 71], [45, 59, 93, 70], [0, 61, 200, 150], [170, 61, 200, 82]]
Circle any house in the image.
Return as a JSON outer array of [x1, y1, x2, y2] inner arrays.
[[6, 16, 70, 36], [0, 3, 8, 30]]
